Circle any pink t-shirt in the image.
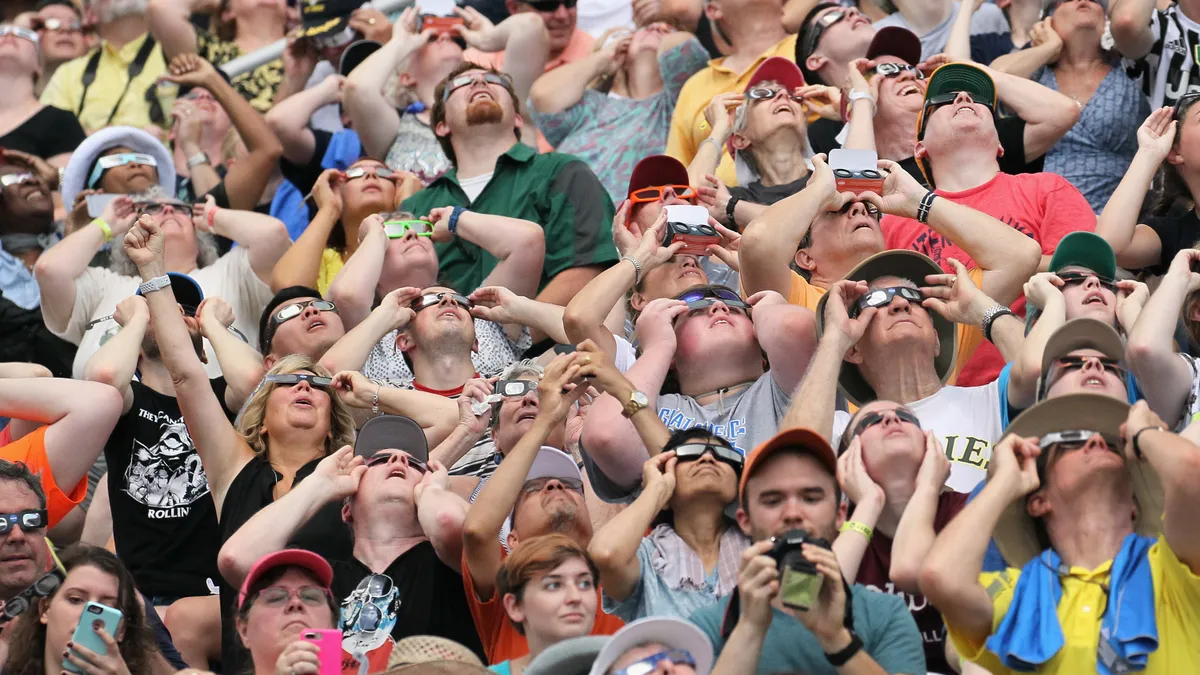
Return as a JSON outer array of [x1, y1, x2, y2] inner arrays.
[[465, 28, 595, 73], [883, 171, 1096, 386]]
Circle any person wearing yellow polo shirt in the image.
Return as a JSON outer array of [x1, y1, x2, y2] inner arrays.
[[921, 395, 1200, 674], [40, 0, 172, 134], [664, 0, 796, 187]]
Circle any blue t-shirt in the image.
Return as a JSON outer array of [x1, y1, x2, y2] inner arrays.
[[688, 586, 926, 675], [269, 129, 363, 241], [488, 661, 512, 674]]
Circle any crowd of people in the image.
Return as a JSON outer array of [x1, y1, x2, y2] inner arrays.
[[1, 0, 1199, 672]]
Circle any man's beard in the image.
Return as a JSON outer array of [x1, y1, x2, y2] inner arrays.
[[465, 99, 504, 127], [97, 0, 150, 22], [141, 328, 204, 361]]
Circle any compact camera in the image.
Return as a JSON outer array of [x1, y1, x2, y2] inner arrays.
[[662, 204, 720, 256], [769, 529, 831, 611], [829, 148, 885, 196]]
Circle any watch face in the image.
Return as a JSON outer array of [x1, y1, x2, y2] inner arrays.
[[632, 391, 649, 407]]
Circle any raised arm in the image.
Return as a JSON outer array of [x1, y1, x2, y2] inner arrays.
[[145, 0, 198, 60], [332, 370, 459, 446], [1125, 249, 1200, 428], [989, 19, 1061, 78], [832, 438, 885, 581], [1095, 107, 1172, 270], [426, 207, 546, 300], [469, 286, 567, 344], [588, 453, 676, 602], [196, 198, 291, 284], [463, 353, 587, 599], [163, 54, 285, 211], [747, 291, 817, 394], [0, 364, 51, 442], [981, 63, 1079, 162], [319, 286, 419, 374], [83, 296, 149, 415], [920, 435, 1040, 648], [415, 461, 472, 571], [196, 296, 268, 411], [324, 215, 388, 329], [468, 10, 549, 106], [271, 169, 343, 292], [943, 0, 978, 62], [218, 446, 363, 587], [1125, 403, 1200, 572], [530, 42, 618, 115], [889, 433, 952, 593], [1109, 0, 1159, 60], [267, 74, 345, 165], [0, 378, 123, 498], [842, 60, 879, 152], [1007, 274, 1067, 410], [124, 215, 254, 512]]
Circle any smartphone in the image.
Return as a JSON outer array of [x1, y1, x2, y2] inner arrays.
[[85, 193, 119, 219], [64, 602, 123, 673], [302, 629, 343, 675], [662, 204, 719, 256], [828, 149, 885, 195]]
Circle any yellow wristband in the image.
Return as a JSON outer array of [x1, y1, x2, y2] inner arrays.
[[840, 520, 874, 540], [93, 218, 113, 243]]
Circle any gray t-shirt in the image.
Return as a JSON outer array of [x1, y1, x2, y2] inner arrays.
[[582, 371, 791, 501], [873, 2, 1010, 61]]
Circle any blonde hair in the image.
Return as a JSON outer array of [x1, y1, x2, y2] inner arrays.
[[236, 355, 356, 458]]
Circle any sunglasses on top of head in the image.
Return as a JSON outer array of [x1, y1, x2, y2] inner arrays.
[[442, 72, 512, 103], [0, 25, 39, 43], [746, 86, 803, 103], [264, 373, 334, 389], [800, 9, 846, 58], [526, 0, 577, 11], [850, 285, 924, 318], [670, 441, 745, 472], [869, 62, 924, 80], [1055, 271, 1117, 292], [365, 451, 428, 473], [851, 407, 921, 438], [411, 292, 473, 312]]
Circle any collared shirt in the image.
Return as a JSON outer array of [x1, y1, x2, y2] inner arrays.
[[400, 143, 619, 294], [466, 28, 595, 73], [0, 247, 41, 310], [665, 34, 798, 188], [40, 32, 172, 134], [947, 535, 1200, 674]]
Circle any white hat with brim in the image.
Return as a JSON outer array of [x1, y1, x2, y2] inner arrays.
[[587, 617, 714, 675], [62, 126, 175, 208], [993, 393, 1164, 567]]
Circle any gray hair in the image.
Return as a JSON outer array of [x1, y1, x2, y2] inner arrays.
[[93, 0, 149, 22], [109, 187, 219, 276], [498, 359, 544, 381], [731, 103, 762, 180]]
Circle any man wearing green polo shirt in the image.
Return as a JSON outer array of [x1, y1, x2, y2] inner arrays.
[[403, 62, 618, 306]]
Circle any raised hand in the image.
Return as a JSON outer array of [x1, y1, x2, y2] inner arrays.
[[1120, 400, 1167, 461], [858, 158, 924, 217], [195, 296, 236, 337], [458, 377, 496, 433], [414, 459, 452, 502], [808, 154, 855, 213], [696, 172, 733, 226], [920, 258, 990, 325], [794, 543, 849, 651], [161, 53, 222, 90], [191, 194, 219, 234], [311, 168, 344, 214], [426, 206, 459, 242], [468, 286, 521, 324], [349, 6, 394, 42], [312, 445, 367, 501], [1166, 248, 1200, 292], [113, 295, 149, 328], [797, 84, 841, 121], [273, 638, 321, 675], [737, 540, 780, 632], [642, 450, 677, 501], [1115, 279, 1150, 333], [376, 286, 421, 329], [837, 436, 884, 508], [707, 220, 741, 270], [100, 195, 138, 237], [575, 338, 632, 396], [989, 434, 1041, 499], [916, 431, 951, 492], [536, 352, 590, 425], [822, 279, 875, 350], [453, 6, 501, 52], [1023, 272, 1065, 311], [62, 625, 134, 675], [634, 297, 689, 351], [702, 92, 742, 140], [1136, 106, 1177, 162], [331, 370, 379, 409], [123, 214, 165, 274], [1028, 18, 1063, 60]]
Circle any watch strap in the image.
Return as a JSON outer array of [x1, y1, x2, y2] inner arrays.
[[138, 275, 171, 295], [981, 304, 1016, 343], [186, 152, 210, 168], [825, 631, 864, 667], [621, 391, 648, 418], [725, 195, 741, 229], [448, 206, 466, 235]]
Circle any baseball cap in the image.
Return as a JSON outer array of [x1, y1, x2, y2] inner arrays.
[[339, 40, 382, 77], [626, 155, 690, 200], [866, 26, 922, 65], [917, 63, 997, 140], [1048, 231, 1117, 281], [746, 56, 806, 92], [587, 618, 714, 675], [740, 427, 836, 498], [504, 447, 583, 535], [138, 272, 203, 317], [354, 415, 429, 464], [258, 286, 323, 353], [815, 250, 957, 407], [526, 636, 608, 675], [237, 549, 333, 607], [298, 0, 365, 40]]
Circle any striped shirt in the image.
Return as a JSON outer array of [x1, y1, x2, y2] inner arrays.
[[1124, 4, 1200, 109]]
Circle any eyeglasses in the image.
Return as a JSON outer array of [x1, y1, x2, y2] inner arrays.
[[33, 18, 83, 33], [850, 286, 924, 318], [263, 373, 334, 389], [134, 200, 189, 216], [0, 510, 47, 535], [254, 585, 334, 609], [671, 442, 744, 471], [0, 25, 39, 43], [272, 299, 337, 324], [384, 220, 433, 238], [365, 451, 428, 474], [343, 166, 395, 180], [746, 86, 803, 103], [526, 0, 577, 11], [799, 9, 846, 61], [869, 62, 924, 80], [612, 649, 698, 675], [88, 153, 157, 187], [851, 408, 922, 438], [411, 292, 474, 312], [1056, 271, 1117, 292], [441, 72, 512, 103], [495, 379, 539, 398], [1, 544, 65, 625], [521, 476, 584, 494], [0, 173, 35, 188], [629, 185, 697, 204]]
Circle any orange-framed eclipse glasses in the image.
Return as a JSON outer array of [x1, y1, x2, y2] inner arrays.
[[630, 185, 697, 204]]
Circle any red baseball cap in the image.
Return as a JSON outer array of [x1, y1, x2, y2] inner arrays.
[[739, 427, 837, 497], [626, 154, 690, 199], [237, 549, 334, 608], [866, 26, 922, 66], [745, 56, 806, 92]]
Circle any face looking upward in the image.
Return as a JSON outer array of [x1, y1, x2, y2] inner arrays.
[[339, 159, 398, 215], [493, 374, 568, 454], [794, 201, 885, 279], [510, 477, 590, 548], [33, 5, 88, 64], [262, 370, 334, 442], [847, 276, 939, 367], [631, 255, 708, 313], [848, 401, 925, 481], [1042, 349, 1128, 401], [351, 450, 426, 517], [399, 287, 477, 357], [733, 80, 807, 151], [98, 146, 158, 194], [1027, 432, 1131, 526], [438, 68, 520, 141], [0, 481, 48, 599], [0, 24, 39, 78], [1056, 266, 1117, 324], [871, 56, 927, 118], [802, 7, 874, 76], [672, 296, 757, 365], [510, 0, 578, 54], [379, 221, 439, 294], [669, 437, 740, 507], [916, 91, 1001, 166], [0, 163, 53, 227], [266, 297, 346, 364]]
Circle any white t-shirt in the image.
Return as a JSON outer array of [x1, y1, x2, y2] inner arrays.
[[54, 248, 274, 378], [833, 381, 1003, 493], [458, 171, 494, 202]]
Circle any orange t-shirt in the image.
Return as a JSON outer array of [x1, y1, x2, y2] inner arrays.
[[0, 426, 86, 526], [462, 549, 625, 664]]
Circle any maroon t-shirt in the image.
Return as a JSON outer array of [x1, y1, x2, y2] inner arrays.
[[856, 492, 969, 674]]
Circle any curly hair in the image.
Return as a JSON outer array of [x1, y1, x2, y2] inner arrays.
[[108, 187, 219, 276], [235, 355, 356, 459], [2, 545, 157, 675]]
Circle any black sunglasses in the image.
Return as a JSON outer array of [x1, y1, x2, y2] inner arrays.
[[263, 373, 333, 388], [850, 286, 924, 318], [365, 451, 428, 474], [870, 62, 925, 80], [411, 292, 474, 312], [671, 442, 745, 472], [800, 9, 846, 61], [851, 408, 921, 438], [676, 286, 741, 305], [521, 476, 584, 494], [527, 0, 577, 10], [0, 510, 48, 535], [1055, 271, 1117, 292]]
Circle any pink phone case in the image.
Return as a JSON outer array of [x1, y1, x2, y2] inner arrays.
[[302, 629, 342, 675]]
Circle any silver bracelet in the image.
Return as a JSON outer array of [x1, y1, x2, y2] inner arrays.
[[698, 136, 724, 154], [371, 384, 381, 415], [621, 255, 643, 285]]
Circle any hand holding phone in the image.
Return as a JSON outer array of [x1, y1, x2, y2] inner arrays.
[[63, 602, 122, 673], [301, 629, 343, 675]]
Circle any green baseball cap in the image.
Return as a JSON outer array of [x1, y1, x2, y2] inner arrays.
[[917, 63, 998, 140], [1048, 232, 1117, 281]]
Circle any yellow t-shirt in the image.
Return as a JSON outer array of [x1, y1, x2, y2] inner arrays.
[[316, 248, 345, 296], [41, 33, 172, 134], [948, 536, 1200, 674], [784, 268, 986, 383], [665, 34, 798, 188]]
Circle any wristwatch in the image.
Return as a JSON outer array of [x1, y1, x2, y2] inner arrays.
[[621, 390, 649, 418], [847, 90, 876, 117], [138, 275, 171, 295], [825, 630, 864, 666], [186, 152, 210, 169]]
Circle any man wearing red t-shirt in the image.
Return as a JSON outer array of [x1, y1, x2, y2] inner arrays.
[[884, 63, 1095, 387]]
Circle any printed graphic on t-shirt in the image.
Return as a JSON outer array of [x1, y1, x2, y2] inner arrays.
[[339, 573, 400, 671], [123, 409, 210, 517], [657, 407, 749, 456]]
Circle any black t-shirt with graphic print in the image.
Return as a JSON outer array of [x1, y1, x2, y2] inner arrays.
[[329, 543, 485, 668], [104, 379, 231, 598]]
